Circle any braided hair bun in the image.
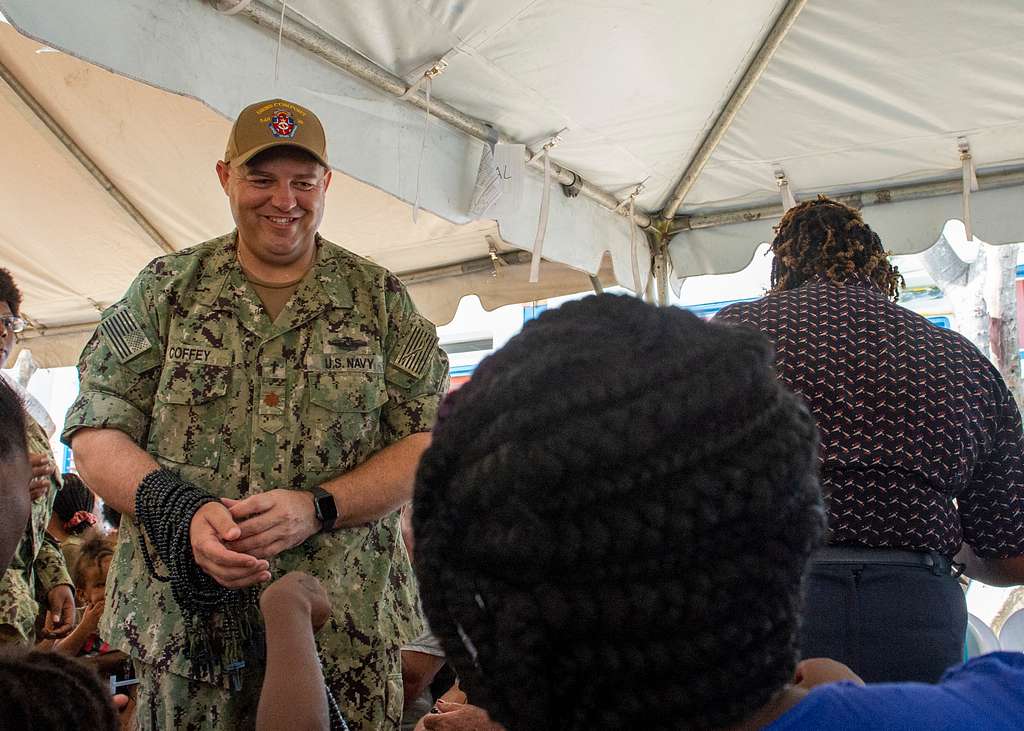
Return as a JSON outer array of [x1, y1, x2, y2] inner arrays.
[[53, 473, 97, 535], [413, 293, 825, 731]]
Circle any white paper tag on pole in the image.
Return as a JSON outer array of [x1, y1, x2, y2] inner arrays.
[[469, 144, 502, 219], [488, 143, 525, 216]]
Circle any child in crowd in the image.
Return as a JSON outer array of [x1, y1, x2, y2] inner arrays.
[[53, 537, 126, 674], [47, 472, 100, 572]]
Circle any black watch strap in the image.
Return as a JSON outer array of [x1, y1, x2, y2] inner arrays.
[[311, 487, 339, 532]]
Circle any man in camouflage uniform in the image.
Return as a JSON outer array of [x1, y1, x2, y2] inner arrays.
[[63, 99, 448, 730], [0, 268, 75, 645]]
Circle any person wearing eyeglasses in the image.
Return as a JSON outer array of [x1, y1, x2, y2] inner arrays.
[[0, 267, 75, 647]]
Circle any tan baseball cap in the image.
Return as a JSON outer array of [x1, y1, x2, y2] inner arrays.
[[224, 98, 329, 168]]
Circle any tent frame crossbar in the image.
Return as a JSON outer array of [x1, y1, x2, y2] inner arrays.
[[669, 167, 1024, 234]]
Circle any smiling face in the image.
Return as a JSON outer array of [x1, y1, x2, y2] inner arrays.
[[216, 148, 332, 275]]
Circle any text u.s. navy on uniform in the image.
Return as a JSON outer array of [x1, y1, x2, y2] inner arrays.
[[63, 98, 448, 730]]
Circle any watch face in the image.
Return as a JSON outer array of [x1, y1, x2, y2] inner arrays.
[[315, 490, 338, 525]]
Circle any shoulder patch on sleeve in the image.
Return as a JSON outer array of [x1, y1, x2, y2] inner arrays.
[[392, 314, 439, 379], [98, 307, 153, 364]]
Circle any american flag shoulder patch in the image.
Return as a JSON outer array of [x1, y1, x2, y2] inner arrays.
[[392, 315, 438, 379], [99, 307, 153, 363]]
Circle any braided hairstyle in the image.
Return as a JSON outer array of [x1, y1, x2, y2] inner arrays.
[[769, 196, 904, 301], [0, 268, 22, 316], [53, 473, 97, 535], [413, 294, 825, 731], [0, 648, 119, 730]]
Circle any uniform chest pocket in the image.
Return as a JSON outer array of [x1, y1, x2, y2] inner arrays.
[[149, 364, 232, 471], [304, 371, 389, 475]]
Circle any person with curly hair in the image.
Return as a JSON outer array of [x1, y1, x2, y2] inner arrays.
[[715, 196, 1024, 683], [412, 293, 1024, 731], [54, 537, 122, 664]]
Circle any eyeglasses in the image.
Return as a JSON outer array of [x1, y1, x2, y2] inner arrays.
[[0, 316, 25, 334]]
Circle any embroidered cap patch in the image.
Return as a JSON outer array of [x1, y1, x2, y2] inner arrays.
[[268, 110, 297, 139], [99, 307, 152, 363]]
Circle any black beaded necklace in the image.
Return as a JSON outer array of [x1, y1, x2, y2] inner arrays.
[[135, 468, 262, 686]]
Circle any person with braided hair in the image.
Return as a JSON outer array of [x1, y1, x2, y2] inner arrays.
[[47, 472, 101, 572], [413, 293, 1024, 731], [63, 99, 448, 729], [715, 196, 1024, 683], [413, 293, 828, 730], [0, 647, 123, 730]]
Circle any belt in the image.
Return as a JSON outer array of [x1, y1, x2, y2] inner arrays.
[[811, 546, 954, 577]]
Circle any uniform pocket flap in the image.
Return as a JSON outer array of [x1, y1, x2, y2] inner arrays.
[[309, 372, 388, 412], [156, 364, 231, 405]]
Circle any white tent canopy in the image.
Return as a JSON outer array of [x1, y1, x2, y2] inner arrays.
[[1, 0, 1023, 365], [0, 15, 615, 366]]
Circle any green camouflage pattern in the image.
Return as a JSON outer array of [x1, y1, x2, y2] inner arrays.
[[63, 233, 447, 730], [0, 419, 70, 644], [132, 657, 261, 731]]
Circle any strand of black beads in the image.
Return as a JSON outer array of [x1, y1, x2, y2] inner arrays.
[[134, 468, 260, 682]]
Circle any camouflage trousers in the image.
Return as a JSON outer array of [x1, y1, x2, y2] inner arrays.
[[132, 643, 402, 730]]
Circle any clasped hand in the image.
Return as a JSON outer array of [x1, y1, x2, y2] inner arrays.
[[189, 490, 319, 589]]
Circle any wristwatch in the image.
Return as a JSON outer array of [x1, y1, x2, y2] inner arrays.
[[311, 487, 338, 532]]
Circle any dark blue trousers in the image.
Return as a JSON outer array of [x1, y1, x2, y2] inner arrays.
[[799, 562, 967, 683]]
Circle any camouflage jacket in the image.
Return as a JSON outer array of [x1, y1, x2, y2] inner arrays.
[[0, 419, 70, 644], [62, 233, 448, 686]]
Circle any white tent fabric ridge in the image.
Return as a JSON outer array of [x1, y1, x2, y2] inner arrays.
[[2, 0, 1024, 363]]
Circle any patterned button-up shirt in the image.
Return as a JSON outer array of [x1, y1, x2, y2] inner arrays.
[[715, 275, 1024, 559]]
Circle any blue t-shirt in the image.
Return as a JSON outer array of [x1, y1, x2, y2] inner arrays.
[[765, 652, 1024, 730]]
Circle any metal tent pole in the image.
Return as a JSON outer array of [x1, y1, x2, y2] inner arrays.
[[659, 0, 807, 221], [669, 167, 1024, 234]]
